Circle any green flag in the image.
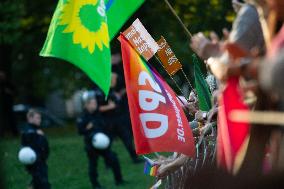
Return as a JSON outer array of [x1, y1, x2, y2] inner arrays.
[[192, 54, 212, 111], [106, 0, 145, 39], [40, 0, 111, 95]]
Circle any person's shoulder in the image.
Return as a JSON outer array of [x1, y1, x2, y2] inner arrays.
[[239, 4, 258, 18], [22, 123, 36, 134], [76, 111, 88, 123], [93, 88, 104, 97]]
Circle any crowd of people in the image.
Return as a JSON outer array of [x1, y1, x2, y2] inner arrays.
[[148, 0, 284, 187], [16, 0, 284, 188]]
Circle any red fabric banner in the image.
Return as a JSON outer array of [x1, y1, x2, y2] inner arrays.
[[217, 77, 250, 174], [120, 35, 195, 157]]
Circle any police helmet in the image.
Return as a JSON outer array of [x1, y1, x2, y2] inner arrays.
[[92, 133, 110, 150], [82, 90, 96, 104], [18, 147, 37, 165]]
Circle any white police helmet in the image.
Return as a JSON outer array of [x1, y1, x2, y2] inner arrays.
[[82, 90, 96, 104], [18, 147, 37, 165], [92, 133, 110, 150]]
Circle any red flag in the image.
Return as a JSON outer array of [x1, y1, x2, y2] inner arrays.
[[217, 77, 250, 174], [120, 35, 195, 157]]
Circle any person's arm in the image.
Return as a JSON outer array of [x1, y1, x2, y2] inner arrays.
[[118, 88, 126, 97], [37, 135, 50, 161], [21, 133, 29, 146], [21, 131, 42, 158], [154, 153, 179, 166], [190, 32, 222, 60], [21, 128, 37, 147], [157, 154, 189, 178], [99, 100, 116, 112], [195, 110, 208, 122], [201, 122, 217, 136], [76, 117, 92, 135]]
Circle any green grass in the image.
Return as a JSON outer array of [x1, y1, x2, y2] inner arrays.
[[0, 126, 154, 189]]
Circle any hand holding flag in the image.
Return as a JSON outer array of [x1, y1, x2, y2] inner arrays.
[[120, 34, 195, 157]]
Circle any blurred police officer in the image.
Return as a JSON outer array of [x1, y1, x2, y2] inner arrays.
[[96, 72, 141, 163], [21, 109, 51, 189], [77, 92, 124, 189]]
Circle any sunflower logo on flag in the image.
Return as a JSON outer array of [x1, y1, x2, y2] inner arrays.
[[58, 0, 109, 53]]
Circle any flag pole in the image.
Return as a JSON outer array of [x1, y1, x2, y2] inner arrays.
[[163, 0, 196, 95], [164, 0, 193, 39], [120, 32, 191, 103], [154, 55, 191, 103], [180, 68, 195, 94], [229, 110, 284, 125]]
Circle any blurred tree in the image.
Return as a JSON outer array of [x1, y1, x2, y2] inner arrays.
[[135, 0, 234, 93], [0, 0, 234, 105], [1, 0, 93, 105], [0, 0, 24, 77]]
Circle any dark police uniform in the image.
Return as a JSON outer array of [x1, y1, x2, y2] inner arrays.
[[77, 109, 123, 188], [95, 88, 139, 162], [21, 123, 51, 189]]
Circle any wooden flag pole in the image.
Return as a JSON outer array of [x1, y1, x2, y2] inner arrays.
[[180, 68, 195, 93], [154, 55, 191, 103], [163, 0, 197, 96], [164, 0, 193, 39], [229, 110, 284, 126]]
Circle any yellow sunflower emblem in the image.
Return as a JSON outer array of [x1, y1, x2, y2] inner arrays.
[[59, 0, 109, 53]]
